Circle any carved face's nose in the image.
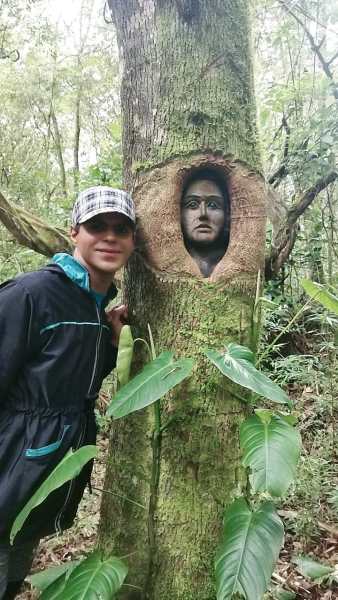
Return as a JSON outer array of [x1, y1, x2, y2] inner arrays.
[[199, 201, 208, 218]]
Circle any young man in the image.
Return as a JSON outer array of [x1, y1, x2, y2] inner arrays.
[[0, 186, 135, 599]]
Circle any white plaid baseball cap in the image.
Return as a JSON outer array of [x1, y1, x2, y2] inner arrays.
[[72, 186, 135, 227]]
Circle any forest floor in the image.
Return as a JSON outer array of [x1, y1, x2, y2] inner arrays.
[[17, 378, 337, 600], [268, 382, 338, 599]]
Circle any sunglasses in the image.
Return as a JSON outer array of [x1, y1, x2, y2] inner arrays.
[[83, 217, 134, 238]]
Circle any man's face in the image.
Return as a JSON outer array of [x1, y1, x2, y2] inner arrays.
[[181, 179, 226, 246], [71, 213, 135, 278]]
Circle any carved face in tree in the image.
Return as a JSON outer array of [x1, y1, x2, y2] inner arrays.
[[181, 178, 228, 277]]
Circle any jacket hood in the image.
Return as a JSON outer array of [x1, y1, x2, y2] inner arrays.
[[47, 253, 117, 306]]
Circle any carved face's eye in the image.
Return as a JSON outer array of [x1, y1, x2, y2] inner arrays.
[[182, 196, 224, 211], [183, 197, 200, 209], [207, 199, 222, 210]]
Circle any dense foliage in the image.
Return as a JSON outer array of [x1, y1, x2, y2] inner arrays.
[[0, 0, 121, 276]]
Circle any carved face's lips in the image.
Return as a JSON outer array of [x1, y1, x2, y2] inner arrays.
[[195, 224, 212, 230]]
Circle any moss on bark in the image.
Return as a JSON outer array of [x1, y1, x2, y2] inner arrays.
[[100, 1, 265, 598], [100, 267, 255, 598]]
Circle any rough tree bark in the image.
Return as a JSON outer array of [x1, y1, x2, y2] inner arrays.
[[99, 2, 267, 599]]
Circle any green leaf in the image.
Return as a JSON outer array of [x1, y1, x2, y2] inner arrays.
[[294, 555, 334, 581], [229, 345, 255, 363], [301, 279, 338, 315], [39, 572, 68, 599], [116, 325, 134, 386], [205, 344, 289, 405], [278, 413, 298, 426], [255, 408, 273, 425], [215, 498, 284, 600], [10, 446, 97, 544], [41, 552, 128, 599], [29, 561, 80, 591], [255, 297, 279, 310], [107, 351, 194, 419], [241, 414, 301, 497]]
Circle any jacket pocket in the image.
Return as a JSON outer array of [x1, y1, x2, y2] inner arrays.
[[25, 424, 71, 459]]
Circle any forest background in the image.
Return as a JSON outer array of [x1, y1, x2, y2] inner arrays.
[[0, 0, 337, 598]]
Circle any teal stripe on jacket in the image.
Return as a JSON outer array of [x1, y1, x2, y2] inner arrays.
[[40, 321, 110, 334]]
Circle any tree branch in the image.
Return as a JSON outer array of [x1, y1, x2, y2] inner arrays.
[[288, 170, 338, 223], [265, 170, 338, 279], [0, 191, 71, 257], [278, 0, 338, 101], [328, 50, 338, 66], [268, 114, 291, 187]]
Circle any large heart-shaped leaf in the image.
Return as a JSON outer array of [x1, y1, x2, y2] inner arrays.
[[29, 560, 80, 592], [116, 325, 134, 387], [215, 498, 284, 600], [107, 351, 194, 419], [39, 571, 69, 599], [10, 446, 97, 544], [240, 412, 301, 497], [205, 344, 289, 405], [41, 552, 128, 599], [294, 555, 335, 582], [301, 279, 338, 315]]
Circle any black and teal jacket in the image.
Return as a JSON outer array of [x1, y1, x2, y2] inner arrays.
[[0, 253, 118, 542]]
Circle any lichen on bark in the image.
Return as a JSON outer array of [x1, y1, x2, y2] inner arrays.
[[110, 0, 260, 185]]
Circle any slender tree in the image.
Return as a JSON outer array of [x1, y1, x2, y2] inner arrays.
[[99, 2, 267, 599]]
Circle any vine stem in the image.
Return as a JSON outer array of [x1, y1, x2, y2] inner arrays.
[[145, 323, 162, 593], [122, 584, 143, 591], [147, 324, 161, 435], [91, 486, 146, 509], [133, 337, 152, 361]]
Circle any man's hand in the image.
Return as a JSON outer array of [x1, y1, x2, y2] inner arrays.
[[106, 304, 128, 347]]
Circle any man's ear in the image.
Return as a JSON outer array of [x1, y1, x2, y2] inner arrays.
[[70, 226, 79, 245]]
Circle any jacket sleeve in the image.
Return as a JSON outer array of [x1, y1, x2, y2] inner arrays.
[[0, 279, 40, 402]]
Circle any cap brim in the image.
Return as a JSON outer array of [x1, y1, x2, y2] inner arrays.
[[77, 207, 135, 225]]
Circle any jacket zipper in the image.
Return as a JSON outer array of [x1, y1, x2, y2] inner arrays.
[[54, 301, 102, 533], [87, 303, 102, 396], [54, 424, 86, 533]]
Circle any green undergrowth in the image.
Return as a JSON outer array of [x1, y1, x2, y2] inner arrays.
[[261, 295, 337, 551]]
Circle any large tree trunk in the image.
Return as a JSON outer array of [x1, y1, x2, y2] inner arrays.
[[99, 2, 267, 599]]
